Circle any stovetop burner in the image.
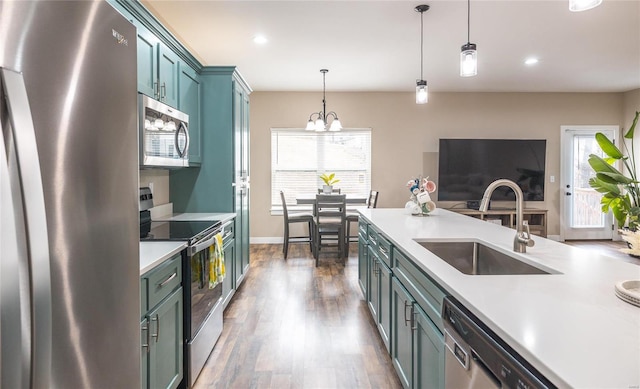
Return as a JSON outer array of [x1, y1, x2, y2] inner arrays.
[[140, 220, 222, 243]]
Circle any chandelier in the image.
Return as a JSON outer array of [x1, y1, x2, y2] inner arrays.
[[305, 69, 342, 132], [415, 5, 430, 104]]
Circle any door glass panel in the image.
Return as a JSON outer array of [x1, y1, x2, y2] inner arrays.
[[572, 135, 605, 228]]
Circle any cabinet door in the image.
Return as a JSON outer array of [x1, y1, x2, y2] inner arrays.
[[178, 64, 202, 165], [413, 304, 445, 389], [391, 277, 413, 389], [367, 246, 379, 319], [357, 236, 368, 297], [233, 84, 250, 286], [136, 23, 159, 98], [378, 260, 392, 353], [148, 288, 183, 389], [222, 239, 235, 308], [141, 318, 149, 389], [158, 44, 179, 107]]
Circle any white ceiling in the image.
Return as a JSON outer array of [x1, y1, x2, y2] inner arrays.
[[142, 0, 640, 93]]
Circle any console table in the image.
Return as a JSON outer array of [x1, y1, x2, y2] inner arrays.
[[450, 208, 548, 238]]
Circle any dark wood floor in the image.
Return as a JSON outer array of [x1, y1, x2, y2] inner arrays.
[[193, 243, 403, 389], [564, 239, 640, 266]]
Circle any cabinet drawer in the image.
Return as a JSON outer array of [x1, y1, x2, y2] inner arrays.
[[358, 221, 368, 241], [393, 247, 446, 332], [368, 227, 391, 268], [221, 221, 235, 244], [146, 254, 182, 310]]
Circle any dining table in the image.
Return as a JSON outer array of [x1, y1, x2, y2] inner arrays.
[[296, 193, 368, 206]]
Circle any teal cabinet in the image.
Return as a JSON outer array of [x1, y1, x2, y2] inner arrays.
[[158, 45, 179, 107], [391, 277, 445, 389], [221, 220, 236, 308], [367, 245, 379, 319], [378, 259, 392, 352], [178, 64, 202, 165], [392, 277, 414, 389], [170, 67, 251, 289], [357, 222, 369, 296], [147, 288, 183, 389], [135, 23, 159, 99], [414, 304, 445, 389], [141, 254, 184, 389]]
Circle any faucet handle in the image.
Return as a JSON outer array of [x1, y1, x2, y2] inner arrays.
[[523, 221, 535, 247]]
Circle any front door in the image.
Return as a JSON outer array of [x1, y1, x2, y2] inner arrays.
[[560, 126, 618, 240]]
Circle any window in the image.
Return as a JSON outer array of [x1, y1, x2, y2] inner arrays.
[[271, 128, 372, 211]]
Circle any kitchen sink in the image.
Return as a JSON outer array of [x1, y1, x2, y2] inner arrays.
[[415, 240, 556, 275]]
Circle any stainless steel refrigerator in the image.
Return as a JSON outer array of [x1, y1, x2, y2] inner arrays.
[[1, 1, 139, 387]]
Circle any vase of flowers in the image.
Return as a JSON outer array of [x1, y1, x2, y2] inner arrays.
[[405, 176, 437, 216]]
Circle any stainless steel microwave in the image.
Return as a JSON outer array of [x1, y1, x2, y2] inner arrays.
[[139, 93, 189, 168]]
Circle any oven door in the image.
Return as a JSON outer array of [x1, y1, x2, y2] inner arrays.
[[188, 244, 223, 339]]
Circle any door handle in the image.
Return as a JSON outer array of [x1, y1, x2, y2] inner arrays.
[[565, 192, 572, 196]]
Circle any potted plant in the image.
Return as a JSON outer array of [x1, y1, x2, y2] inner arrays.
[[588, 110, 640, 230], [319, 173, 340, 194]]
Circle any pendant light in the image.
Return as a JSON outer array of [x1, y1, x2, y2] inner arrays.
[[460, 0, 477, 77], [305, 69, 342, 132], [415, 4, 430, 104], [569, 0, 603, 12]]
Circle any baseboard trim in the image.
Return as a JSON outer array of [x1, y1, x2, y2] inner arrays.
[[250, 237, 282, 244], [547, 235, 560, 241]]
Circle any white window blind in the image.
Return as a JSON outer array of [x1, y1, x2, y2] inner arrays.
[[271, 128, 372, 210]]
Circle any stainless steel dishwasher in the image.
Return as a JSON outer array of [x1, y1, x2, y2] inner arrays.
[[442, 296, 556, 389]]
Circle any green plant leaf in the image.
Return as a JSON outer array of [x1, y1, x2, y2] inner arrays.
[[596, 171, 634, 185], [588, 154, 620, 174], [623, 111, 639, 139], [595, 133, 624, 159]]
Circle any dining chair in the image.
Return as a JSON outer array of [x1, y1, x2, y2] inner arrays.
[[280, 191, 314, 259], [345, 190, 379, 254], [313, 193, 347, 265]]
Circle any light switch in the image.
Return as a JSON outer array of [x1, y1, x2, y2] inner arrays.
[[550, 176, 555, 183]]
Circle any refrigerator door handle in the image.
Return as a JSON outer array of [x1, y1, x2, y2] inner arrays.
[[1, 68, 52, 388]]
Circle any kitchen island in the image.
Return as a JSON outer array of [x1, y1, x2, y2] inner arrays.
[[359, 208, 640, 388]]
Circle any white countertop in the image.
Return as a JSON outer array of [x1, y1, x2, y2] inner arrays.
[[359, 208, 640, 389], [139, 241, 186, 276]]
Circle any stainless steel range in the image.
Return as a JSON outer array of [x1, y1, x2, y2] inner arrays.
[[140, 188, 225, 387]]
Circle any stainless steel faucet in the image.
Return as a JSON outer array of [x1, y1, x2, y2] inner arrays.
[[479, 179, 535, 253]]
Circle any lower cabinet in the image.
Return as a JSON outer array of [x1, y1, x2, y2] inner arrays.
[[141, 254, 184, 389], [221, 220, 236, 309], [391, 277, 444, 389], [358, 233, 368, 296]]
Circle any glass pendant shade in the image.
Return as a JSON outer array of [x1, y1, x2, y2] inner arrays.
[[569, 0, 603, 12], [460, 43, 478, 77], [329, 118, 342, 132], [416, 80, 428, 104], [314, 118, 326, 132], [305, 120, 315, 131]]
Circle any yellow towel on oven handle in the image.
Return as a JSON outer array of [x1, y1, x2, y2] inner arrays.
[[209, 233, 225, 289]]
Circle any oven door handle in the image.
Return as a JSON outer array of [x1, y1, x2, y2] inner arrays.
[[189, 231, 218, 256]]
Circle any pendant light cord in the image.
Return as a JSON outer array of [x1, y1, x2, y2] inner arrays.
[[467, 0, 471, 44], [420, 10, 424, 80]]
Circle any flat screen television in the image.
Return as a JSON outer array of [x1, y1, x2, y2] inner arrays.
[[437, 139, 546, 202]]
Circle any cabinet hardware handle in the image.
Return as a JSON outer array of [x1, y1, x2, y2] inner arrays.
[[379, 245, 388, 257], [153, 81, 159, 100], [155, 314, 160, 341], [411, 310, 418, 331], [158, 272, 177, 288], [151, 315, 159, 342], [141, 323, 150, 353], [161, 83, 166, 99], [403, 301, 412, 326]]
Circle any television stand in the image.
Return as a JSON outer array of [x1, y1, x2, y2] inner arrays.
[[450, 208, 548, 238]]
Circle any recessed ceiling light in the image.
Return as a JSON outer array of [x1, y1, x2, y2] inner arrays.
[[253, 35, 268, 45], [524, 57, 539, 65]]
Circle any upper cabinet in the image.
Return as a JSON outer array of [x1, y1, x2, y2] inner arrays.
[[158, 44, 179, 108], [178, 64, 202, 166]]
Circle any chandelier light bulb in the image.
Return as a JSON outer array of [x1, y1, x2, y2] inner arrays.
[[460, 43, 478, 77], [569, 0, 603, 12], [305, 120, 315, 131], [314, 118, 326, 132], [329, 118, 342, 132], [416, 80, 428, 104]]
